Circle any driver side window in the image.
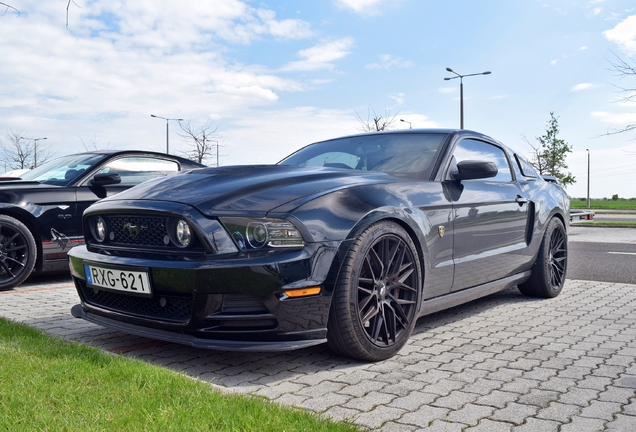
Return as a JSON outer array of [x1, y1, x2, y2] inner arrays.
[[453, 139, 512, 182], [98, 157, 179, 186]]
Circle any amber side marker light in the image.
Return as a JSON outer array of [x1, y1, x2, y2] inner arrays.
[[284, 287, 322, 298]]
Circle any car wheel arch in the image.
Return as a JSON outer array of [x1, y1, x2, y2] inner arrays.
[[0, 208, 44, 270], [337, 210, 429, 286]]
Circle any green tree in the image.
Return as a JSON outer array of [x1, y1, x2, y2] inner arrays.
[[528, 112, 575, 187]]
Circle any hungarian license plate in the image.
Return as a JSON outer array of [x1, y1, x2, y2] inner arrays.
[[84, 264, 152, 295]]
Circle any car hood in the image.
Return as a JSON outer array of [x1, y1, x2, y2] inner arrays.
[[0, 179, 49, 188], [105, 165, 396, 216]]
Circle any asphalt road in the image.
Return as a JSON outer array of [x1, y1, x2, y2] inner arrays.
[[568, 225, 636, 284]]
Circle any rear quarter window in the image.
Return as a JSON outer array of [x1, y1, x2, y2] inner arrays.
[[515, 154, 539, 178]]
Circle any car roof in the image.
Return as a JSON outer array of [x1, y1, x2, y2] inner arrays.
[[314, 128, 502, 146], [54, 150, 205, 167]]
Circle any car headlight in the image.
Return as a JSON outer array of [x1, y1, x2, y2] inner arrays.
[[220, 217, 304, 250], [92, 216, 107, 242], [165, 218, 193, 248], [175, 219, 192, 247]]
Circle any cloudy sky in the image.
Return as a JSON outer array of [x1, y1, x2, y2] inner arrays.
[[1, 0, 635, 198]]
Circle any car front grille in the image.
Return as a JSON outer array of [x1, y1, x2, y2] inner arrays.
[[106, 215, 170, 247], [88, 213, 206, 255], [78, 279, 192, 323]]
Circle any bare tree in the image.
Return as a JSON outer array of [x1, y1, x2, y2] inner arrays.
[[1, 131, 53, 170], [604, 53, 636, 136], [354, 106, 400, 133], [78, 135, 112, 152], [521, 134, 546, 174], [178, 120, 223, 166], [0, 2, 19, 16], [1, 1, 78, 25]]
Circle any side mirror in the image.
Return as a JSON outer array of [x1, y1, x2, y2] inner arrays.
[[90, 173, 121, 186], [452, 160, 498, 181]]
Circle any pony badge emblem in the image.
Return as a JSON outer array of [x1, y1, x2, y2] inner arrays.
[[124, 223, 146, 239], [438, 225, 445, 238]]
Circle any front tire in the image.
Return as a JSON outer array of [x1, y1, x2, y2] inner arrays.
[[327, 221, 421, 361], [518, 217, 567, 298], [0, 215, 37, 291]]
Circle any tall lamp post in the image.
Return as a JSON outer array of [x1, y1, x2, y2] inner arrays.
[[151, 115, 183, 154], [400, 119, 412, 129], [444, 67, 491, 129], [586, 149, 590, 209], [20, 136, 47, 168]]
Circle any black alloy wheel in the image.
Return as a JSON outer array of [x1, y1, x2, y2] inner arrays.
[[328, 221, 421, 361], [0, 215, 37, 290], [518, 217, 567, 298]]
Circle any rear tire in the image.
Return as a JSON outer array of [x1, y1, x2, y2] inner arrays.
[[0, 215, 37, 291], [327, 221, 421, 361], [518, 217, 567, 298]]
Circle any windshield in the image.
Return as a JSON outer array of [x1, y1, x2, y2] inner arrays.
[[279, 133, 448, 179], [20, 153, 105, 186]]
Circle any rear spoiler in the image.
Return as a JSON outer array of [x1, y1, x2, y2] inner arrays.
[[542, 175, 558, 183]]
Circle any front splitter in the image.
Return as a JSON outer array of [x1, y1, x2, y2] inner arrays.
[[71, 304, 327, 352]]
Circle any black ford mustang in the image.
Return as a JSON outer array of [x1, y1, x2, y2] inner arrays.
[[0, 151, 203, 290], [68, 129, 569, 361]]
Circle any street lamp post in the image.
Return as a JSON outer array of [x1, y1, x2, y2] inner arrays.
[[444, 67, 491, 129], [400, 119, 412, 129], [151, 115, 183, 154], [20, 136, 47, 168], [586, 149, 590, 209]]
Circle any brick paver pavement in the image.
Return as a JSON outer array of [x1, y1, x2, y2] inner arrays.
[[1, 276, 636, 431]]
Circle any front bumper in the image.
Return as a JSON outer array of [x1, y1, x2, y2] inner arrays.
[[68, 242, 344, 351]]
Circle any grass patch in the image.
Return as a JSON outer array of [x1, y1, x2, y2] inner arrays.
[[574, 221, 636, 227], [571, 200, 636, 210], [0, 318, 359, 431]]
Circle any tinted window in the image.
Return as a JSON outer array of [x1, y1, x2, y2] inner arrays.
[[20, 153, 104, 186], [452, 139, 512, 182], [515, 154, 539, 178], [98, 157, 179, 186], [279, 133, 448, 179]]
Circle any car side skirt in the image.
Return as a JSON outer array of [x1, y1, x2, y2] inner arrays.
[[71, 304, 327, 352], [418, 271, 531, 317]]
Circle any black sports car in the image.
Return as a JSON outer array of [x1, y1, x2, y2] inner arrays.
[[0, 151, 204, 290], [68, 129, 569, 361]]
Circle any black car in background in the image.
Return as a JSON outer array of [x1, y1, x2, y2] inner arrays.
[[68, 129, 569, 361], [0, 151, 204, 290]]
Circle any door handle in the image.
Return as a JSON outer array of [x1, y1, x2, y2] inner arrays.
[[515, 195, 529, 205]]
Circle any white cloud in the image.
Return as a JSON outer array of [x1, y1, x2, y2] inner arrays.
[[439, 87, 456, 94], [281, 38, 355, 71], [394, 114, 440, 130], [591, 110, 636, 125], [69, 0, 313, 47], [551, 59, 558, 65], [579, 46, 588, 50], [389, 93, 406, 105], [334, 0, 386, 15], [221, 107, 360, 164], [593, 8, 602, 15], [366, 54, 413, 70], [603, 15, 636, 54], [571, 83, 594, 91], [0, 0, 317, 154]]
